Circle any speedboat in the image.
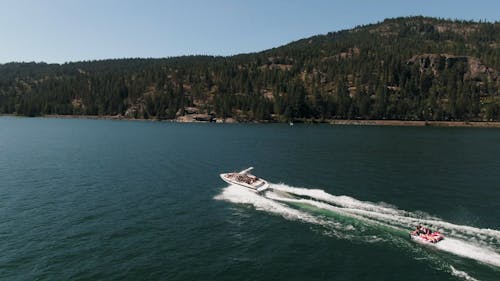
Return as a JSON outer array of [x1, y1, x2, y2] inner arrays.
[[410, 226, 444, 244], [220, 167, 270, 193]]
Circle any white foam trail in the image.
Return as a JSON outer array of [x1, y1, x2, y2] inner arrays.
[[435, 239, 500, 267], [214, 185, 341, 232], [272, 184, 500, 242], [450, 266, 480, 281], [215, 185, 378, 242], [214, 185, 319, 223], [265, 191, 391, 231], [215, 183, 500, 268], [269, 183, 500, 268], [271, 183, 408, 216]]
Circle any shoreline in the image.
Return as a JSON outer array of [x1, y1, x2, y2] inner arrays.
[[327, 119, 500, 128], [2, 114, 500, 128]]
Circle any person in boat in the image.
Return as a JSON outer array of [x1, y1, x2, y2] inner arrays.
[[412, 225, 428, 235], [411, 225, 420, 236], [249, 177, 257, 184], [417, 225, 422, 233], [416, 225, 432, 235], [422, 226, 431, 235], [413, 225, 422, 235]]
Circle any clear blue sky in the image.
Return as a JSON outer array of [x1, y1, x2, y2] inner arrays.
[[0, 0, 498, 63]]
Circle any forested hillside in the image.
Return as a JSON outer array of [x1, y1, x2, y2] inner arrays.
[[1, 16, 499, 121]]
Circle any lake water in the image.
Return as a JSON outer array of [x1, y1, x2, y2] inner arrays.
[[0, 117, 499, 281]]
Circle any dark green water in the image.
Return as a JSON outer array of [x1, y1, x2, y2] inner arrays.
[[0, 117, 499, 281]]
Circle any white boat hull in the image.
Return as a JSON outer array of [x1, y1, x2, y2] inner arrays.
[[220, 173, 269, 193]]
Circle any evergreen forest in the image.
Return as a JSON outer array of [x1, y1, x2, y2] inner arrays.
[[1, 17, 499, 122]]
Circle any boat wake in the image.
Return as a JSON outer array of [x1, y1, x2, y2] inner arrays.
[[214, 182, 500, 280], [450, 266, 480, 281]]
